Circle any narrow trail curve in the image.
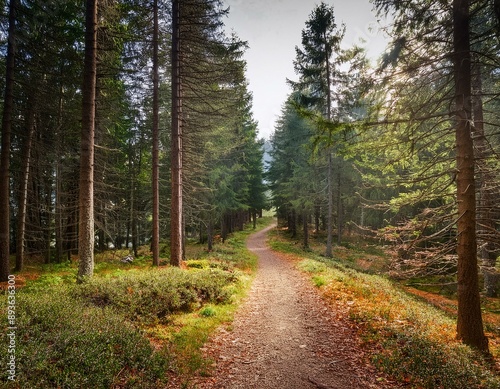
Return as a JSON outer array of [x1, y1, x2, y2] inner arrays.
[[194, 224, 400, 389]]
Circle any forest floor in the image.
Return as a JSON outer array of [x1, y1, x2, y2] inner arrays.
[[179, 224, 404, 389]]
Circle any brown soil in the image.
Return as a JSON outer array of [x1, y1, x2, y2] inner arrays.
[[191, 224, 403, 389]]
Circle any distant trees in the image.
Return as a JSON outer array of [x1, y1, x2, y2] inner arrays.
[[288, 2, 344, 257], [268, 95, 317, 249], [271, 2, 366, 253], [173, 0, 265, 258], [0, 0, 266, 277]]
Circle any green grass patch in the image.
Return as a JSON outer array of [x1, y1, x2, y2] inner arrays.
[[269, 231, 500, 389], [0, 287, 168, 388], [74, 267, 238, 324]]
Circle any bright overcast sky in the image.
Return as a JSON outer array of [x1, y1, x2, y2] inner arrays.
[[222, 0, 390, 140]]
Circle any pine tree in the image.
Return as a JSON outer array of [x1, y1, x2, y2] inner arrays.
[[0, 0, 17, 281], [453, 0, 488, 353], [170, 0, 182, 266], [77, 0, 98, 281], [151, 0, 160, 266], [371, 0, 491, 353], [289, 2, 343, 257]]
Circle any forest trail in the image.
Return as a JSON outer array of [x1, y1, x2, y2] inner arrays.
[[193, 224, 401, 389]]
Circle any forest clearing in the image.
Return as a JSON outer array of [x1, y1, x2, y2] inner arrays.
[[1, 0, 500, 387]]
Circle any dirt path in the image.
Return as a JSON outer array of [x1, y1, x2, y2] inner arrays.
[[194, 224, 400, 389]]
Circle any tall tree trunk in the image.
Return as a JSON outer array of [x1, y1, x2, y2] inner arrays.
[[453, 0, 489, 353], [0, 0, 16, 282], [170, 0, 183, 266], [314, 204, 320, 233], [129, 145, 138, 257], [15, 106, 36, 271], [207, 219, 213, 251], [291, 209, 297, 239], [55, 75, 65, 263], [337, 169, 343, 244], [326, 152, 333, 257], [44, 178, 52, 264], [77, 0, 98, 282], [325, 31, 333, 258], [55, 158, 63, 262], [151, 0, 160, 266]]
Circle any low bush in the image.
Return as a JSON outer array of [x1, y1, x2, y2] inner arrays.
[[74, 267, 237, 324], [374, 335, 498, 389], [0, 288, 168, 388]]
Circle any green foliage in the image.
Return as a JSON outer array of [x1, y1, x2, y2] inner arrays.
[[199, 305, 217, 317], [74, 267, 237, 323], [0, 288, 168, 388], [374, 336, 499, 389]]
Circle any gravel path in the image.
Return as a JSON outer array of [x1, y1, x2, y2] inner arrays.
[[194, 224, 400, 389]]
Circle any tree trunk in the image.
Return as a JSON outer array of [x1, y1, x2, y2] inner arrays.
[[303, 210, 309, 249], [0, 0, 17, 282], [55, 76, 65, 263], [77, 0, 98, 282], [15, 107, 36, 271], [337, 169, 343, 244], [151, 0, 160, 266], [325, 152, 333, 257], [207, 219, 213, 251], [55, 158, 64, 262], [44, 179, 52, 264], [314, 204, 320, 233], [453, 0, 489, 353], [129, 146, 138, 257], [170, 0, 183, 266], [324, 27, 334, 257], [291, 209, 297, 239]]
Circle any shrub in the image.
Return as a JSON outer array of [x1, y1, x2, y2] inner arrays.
[[74, 267, 237, 323], [0, 288, 168, 388], [374, 334, 499, 389]]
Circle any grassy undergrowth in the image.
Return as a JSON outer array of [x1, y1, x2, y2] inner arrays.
[[269, 229, 500, 389], [0, 216, 273, 388]]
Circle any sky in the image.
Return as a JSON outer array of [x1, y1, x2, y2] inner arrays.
[[222, 0, 390, 140]]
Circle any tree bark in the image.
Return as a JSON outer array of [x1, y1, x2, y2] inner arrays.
[[207, 219, 213, 251], [325, 31, 333, 258], [15, 104, 36, 271], [303, 210, 309, 249], [151, 0, 160, 266], [170, 0, 183, 266], [55, 75, 65, 263], [77, 0, 98, 282], [0, 0, 17, 281], [325, 152, 333, 257], [453, 0, 489, 353], [337, 169, 343, 244]]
